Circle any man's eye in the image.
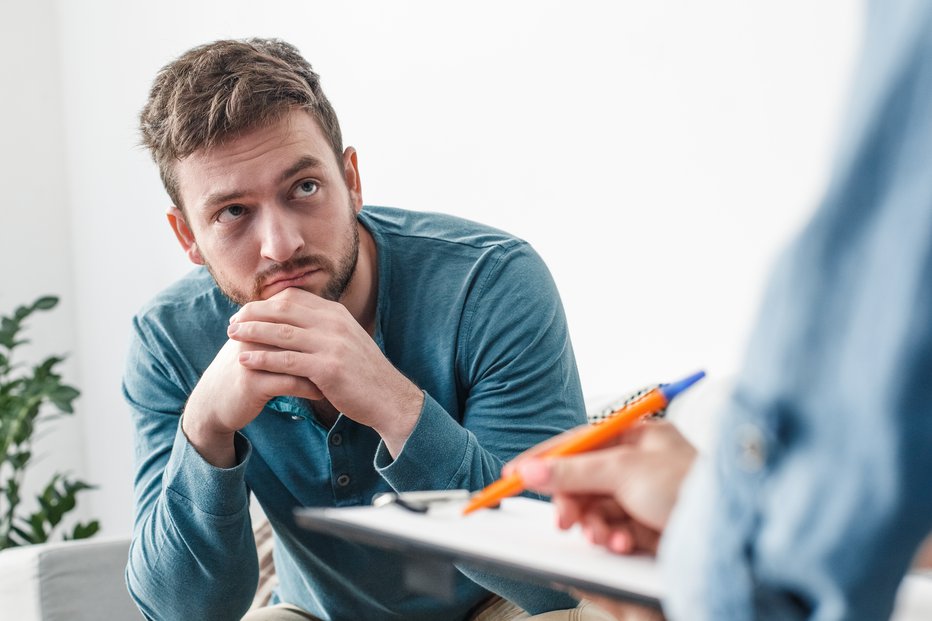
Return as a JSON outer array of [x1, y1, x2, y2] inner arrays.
[[295, 180, 319, 198], [217, 205, 246, 223]]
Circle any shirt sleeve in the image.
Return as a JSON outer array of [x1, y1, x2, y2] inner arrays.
[[660, 2, 932, 617], [374, 241, 587, 492], [123, 314, 258, 621], [373, 240, 586, 613]]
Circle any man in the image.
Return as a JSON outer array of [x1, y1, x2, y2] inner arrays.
[[512, 1, 932, 619], [124, 38, 592, 620]]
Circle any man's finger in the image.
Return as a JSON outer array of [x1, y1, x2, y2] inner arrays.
[[248, 367, 324, 402], [571, 591, 665, 621], [232, 287, 334, 325]]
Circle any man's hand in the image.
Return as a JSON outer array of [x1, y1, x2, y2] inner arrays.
[[182, 337, 323, 468], [578, 593, 665, 621], [508, 420, 696, 555], [227, 287, 424, 457]]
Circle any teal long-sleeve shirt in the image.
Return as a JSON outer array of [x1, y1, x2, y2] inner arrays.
[[123, 206, 585, 621]]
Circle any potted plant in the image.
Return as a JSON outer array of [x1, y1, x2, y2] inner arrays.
[[0, 295, 98, 550]]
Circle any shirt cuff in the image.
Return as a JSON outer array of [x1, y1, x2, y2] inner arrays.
[[163, 416, 252, 517], [374, 391, 474, 491]]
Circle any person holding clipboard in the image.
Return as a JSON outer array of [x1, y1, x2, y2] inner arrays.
[[505, 1, 932, 619]]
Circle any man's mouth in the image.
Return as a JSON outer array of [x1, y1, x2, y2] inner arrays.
[[263, 269, 319, 291]]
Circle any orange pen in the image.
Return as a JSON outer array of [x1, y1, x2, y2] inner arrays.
[[462, 370, 706, 516]]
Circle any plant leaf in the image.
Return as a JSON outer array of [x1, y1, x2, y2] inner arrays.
[[0, 316, 17, 333], [0, 295, 97, 552], [8, 450, 31, 469], [31, 297, 58, 311], [28, 512, 48, 543], [67, 520, 100, 541], [0, 317, 18, 349], [36, 356, 65, 377], [10, 523, 34, 546], [3, 479, 20, 507], [49, 385, 81, 413]]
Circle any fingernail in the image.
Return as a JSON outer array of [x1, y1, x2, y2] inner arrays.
[[227, 323, 240, 335], [229, 314, 239, 324], [239, 352, 251, 363], [609, 531, 631, 554]]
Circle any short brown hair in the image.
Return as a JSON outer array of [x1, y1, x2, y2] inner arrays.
[[139, 38, 343, 208]]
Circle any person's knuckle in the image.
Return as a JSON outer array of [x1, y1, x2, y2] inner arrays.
[[282, 350, 298, 370], [610, 449, 630, 469], [285, 374, 303, 392], [549, 459, 570, 483]]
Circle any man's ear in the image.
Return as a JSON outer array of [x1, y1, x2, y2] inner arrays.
[[342, 147, 363, 213], [166, 206, 205, 265]]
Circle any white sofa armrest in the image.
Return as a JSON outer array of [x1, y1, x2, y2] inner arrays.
[[0, 537, 140, 620]]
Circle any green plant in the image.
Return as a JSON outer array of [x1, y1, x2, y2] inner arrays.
[[0, 295, 99, 550]]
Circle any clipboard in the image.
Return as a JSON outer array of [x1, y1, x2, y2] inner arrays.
[[294, 495, 663, 608]]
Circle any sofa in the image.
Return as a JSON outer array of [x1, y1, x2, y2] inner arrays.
[[0, 537, 139, 620], [0, 504, 277, 621]]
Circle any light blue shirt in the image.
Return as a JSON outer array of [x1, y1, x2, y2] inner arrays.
[[661, 1, 932, 618], [124, 207, 584, 620]]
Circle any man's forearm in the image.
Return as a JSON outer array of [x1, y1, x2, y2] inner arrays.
[[127, 497, 257, 621], [128, 427, 257, 620]]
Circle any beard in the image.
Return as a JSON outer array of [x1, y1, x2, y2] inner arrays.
[[206, 211, 360, 306]]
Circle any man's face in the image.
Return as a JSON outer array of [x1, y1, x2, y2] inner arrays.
[[169, 109, 363, 305]]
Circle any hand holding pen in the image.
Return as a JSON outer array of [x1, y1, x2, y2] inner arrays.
[[509, 420, 697, 555], [506, 417, 697, 621], [463, 371, 705, 518]]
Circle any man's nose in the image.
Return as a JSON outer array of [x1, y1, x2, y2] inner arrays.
[[258, 209, 305, 263]]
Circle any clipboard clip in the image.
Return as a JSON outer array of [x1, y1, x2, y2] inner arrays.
[[372, 489, 471, 513]]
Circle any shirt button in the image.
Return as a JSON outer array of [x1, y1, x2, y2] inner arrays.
[[336, 474, 351, 487], [330, 433, 343, 446], [735, 423, 767, 472]]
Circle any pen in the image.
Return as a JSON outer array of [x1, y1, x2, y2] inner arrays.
[[462, 370, 706, 516], [372, 489, 470, 513]]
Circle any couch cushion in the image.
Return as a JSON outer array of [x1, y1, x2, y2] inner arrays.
[[0, 537, 140, 620]]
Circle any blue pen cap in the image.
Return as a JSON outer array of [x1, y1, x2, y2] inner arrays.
[[658, 370, 706, 402]]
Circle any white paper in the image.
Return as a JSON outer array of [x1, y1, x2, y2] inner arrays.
[[296, 496, 663, 600]]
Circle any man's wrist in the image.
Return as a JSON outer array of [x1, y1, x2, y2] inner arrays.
[[181, 412, 237, 468], [375, 383, 425, 459]]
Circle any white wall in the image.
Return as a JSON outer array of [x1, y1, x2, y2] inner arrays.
[[1, 1, 862, 537], [0, 1, 88, 527]]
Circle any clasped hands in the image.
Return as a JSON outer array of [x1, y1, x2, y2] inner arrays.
[[182, 288, 423, 467]]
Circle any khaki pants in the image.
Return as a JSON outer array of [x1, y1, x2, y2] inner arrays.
[[241, 597, 617, 620]]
